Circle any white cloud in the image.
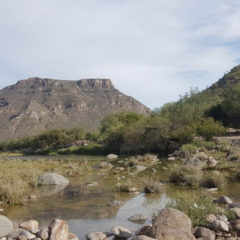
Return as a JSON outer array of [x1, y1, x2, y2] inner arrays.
[[0, 0, 239, 108]]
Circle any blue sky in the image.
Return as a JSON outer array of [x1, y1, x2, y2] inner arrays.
[[0, 0, 240, 109]]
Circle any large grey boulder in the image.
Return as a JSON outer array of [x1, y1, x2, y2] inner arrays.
[[0, 215, 13, 238], [152, 208, 196, 240], [38, 173, 69, 185]]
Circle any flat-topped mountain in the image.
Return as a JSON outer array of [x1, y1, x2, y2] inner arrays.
[[0, 77, 150, 140]]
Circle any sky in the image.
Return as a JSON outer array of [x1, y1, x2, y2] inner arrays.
[[0, 0, 240, 109]]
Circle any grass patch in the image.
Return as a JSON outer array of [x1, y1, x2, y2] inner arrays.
[[167, 192, 218, 227], [142, 177, 163, 194], [169, 165, 202, 186], [200, 172, 226, 188]]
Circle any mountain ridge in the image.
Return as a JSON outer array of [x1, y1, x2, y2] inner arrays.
[[0, 77, 150, 140]]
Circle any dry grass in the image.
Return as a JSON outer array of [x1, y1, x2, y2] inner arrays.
[[0, 159, 93, 205]]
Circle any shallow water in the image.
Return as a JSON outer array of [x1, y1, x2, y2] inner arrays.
[[3, 155, 240, 239]]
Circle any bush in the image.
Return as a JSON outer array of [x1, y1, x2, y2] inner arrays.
[[197, 118, 225, 141], [169, 165, 202, 186], [142, 177, 163, 194], [180, 144, 198, 156], [194, 140, 216, 150], [200, 172, 226, 188]]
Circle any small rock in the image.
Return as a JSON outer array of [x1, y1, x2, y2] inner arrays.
[[28, 195, 37, 200], [86, 182, 98, 187], [128, 214, 147, 224], [207, 157, 218, 167], [107, 154, 118, 159], [232, 219, 240, 231], [129, 187, 138, 193], [215, 196, 233, 205], [20, 220, 39, 233], [134, 165, 147, 173], [212, 220, 229, 232], [37, 228, 49, 240], [168, 157, 176, 161], [217, 215, 228, 223], [135, 225, 153, 238], [231, 208, 240, 218], [86, 232, 107, 240], [98, 162, 113, 170], [111, 226, 132, 239], [194, 227, 215, 240]]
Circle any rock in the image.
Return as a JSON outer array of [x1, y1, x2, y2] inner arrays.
[[228, 202, 240, 208], [28, 195, 37, 200], [68, 232, 79, 240], [49, 219, 69, 240], [128, 214, 147, 224], [107, 200, 125, 207], [111, 226, 132, 239], [86, 232, 107, 240], [215, 196, 233, 205], [20, 220, 39, 234], [135, 225, 153, 237], [129, 187, 138, 193], [133, 236, 156, 240], [38, 173, 69, 185], [212, 220, 229, 232], [232, 219, 240, 231], [217, 215, 228, 223], [116, 167, 125, 171], [0, 215, 13, 238], [231, 208, 240, 218], [168, 157, 176, 161], [134, 165, 147, 173], [37, 228, 49, 240], [86, 182, 98, 187], [184, 158, 206, 169], [16, 228, 36, 239], [98, 162, 113, 170], [19, 236, 28, 240], [107, 154, 118, 159], [207, 157, 218, 167], [206, 214, 217, 224], [194, 227, 215, 240], [152, 208, 195, 240]]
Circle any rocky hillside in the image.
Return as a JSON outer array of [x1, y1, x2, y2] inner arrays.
[[0, 77, 150, 140]]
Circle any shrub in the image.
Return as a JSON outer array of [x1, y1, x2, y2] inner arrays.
[[180, 144, 198, 156], [197, 118, 225, 141], [200, 172, 226, 188], [169, 165, 202, 186], [194, 140, 216, 150], [142, 177, 163, 194]]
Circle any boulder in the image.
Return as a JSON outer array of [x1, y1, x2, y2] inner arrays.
[[20, 220, 39, 233], [37, 228, 49, 240], [0, 215, 13, 238], [38, 173, 69, 185], [49, 219, 69, 240], [128, 214, 147, 224], [194, 227, 215, 240], [184, 158, 206, 169], [111, 226, 132, 239], [68, 232, 79, 240], [86, 232, 107, 240], [133, 236, 156, 240], [107, 154, 118, 159], [152, 208, 196, 240], [212, 220, 229, 232], [194, 152, 208, 160], [215, 196, 233, 205]]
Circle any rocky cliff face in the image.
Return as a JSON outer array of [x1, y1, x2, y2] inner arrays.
[[0, 77, 150, 140]]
